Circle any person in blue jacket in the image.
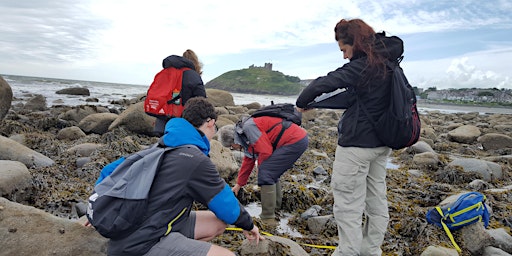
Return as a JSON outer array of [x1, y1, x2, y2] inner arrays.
[[106, 97, 263, 256]]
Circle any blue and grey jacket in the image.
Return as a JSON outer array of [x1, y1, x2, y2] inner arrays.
[[107, 118, 254, 256]]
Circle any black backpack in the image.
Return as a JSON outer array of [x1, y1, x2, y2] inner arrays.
[[237, 102, 302, 150], [250, 102, 302, 126], [86, 145, 189, 239], [359, 57, 421, 150]]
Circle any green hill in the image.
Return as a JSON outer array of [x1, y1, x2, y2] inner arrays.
[[205, 67, 302, 95]]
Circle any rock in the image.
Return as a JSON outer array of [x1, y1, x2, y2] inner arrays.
[[420, 245, 458, 256], [408, 140, 435, 154], [448, 125, 481, 144], [412, 152, 440, 169], [57, 126, 87, 140], [209, 140, 238, 180], [56, 87, 90, 96], [0, 161, 32, 201], [0, 76, 13, 119], [58, 105, 106, 123], [23, 94, 47, 111], [0, 135, 55, 168], [478, 133, 512, 150], [486, 228, 512, 254], [468, 179, 490, 191], [206, 89, 235, 107], [301, 205, 322, 219], [448, 158, 503, 181], [78, 113, 118, 134], [0, 197, 108, 256], [239, 235, 309, 256], [482, 246, 512, 256], [225, 105, 248, 114], [243, 102, 262, 110], [459, 222, 494, 255], [108, 102, 155, 135], [66, 143, 104, 157], [307, 215, 334, 234]]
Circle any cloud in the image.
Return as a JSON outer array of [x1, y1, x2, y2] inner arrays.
[[0, 0, 511, 88]]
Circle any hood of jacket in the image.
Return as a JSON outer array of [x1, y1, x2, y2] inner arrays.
[[373, 31, 404, 61], [161, 118, 210, 155], [162, 55, 196, 70]]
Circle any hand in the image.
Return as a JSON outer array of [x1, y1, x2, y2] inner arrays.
[[242, 225, 264, 245], [232, 184, 241, 196], [84, 220, 92, 227], [296, 107, 308, 113]]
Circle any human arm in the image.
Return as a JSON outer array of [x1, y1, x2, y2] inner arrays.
[[296, 61, 363, 109], [190, 157, 255, 231], [235, 155, 256, 189]]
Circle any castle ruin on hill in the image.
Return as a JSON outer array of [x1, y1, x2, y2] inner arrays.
[[249, 63, 273, 71]]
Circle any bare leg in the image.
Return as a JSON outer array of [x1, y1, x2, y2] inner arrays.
[[194, 210, 228, 241]]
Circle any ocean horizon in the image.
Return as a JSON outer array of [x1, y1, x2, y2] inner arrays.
[[4, 74, 512, 115]]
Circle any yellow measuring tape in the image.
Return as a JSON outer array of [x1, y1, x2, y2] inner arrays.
[[225, 227, 337, 250]]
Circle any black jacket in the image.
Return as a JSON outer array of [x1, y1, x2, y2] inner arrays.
[[296, 33, 404, 148], [162, 55, 206, 104]]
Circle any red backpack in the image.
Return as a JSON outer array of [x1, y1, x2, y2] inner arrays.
[[144, 67, 190, 117]]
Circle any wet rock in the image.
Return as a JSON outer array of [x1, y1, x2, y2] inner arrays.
[[58, 105, 108, 123], [76, 157, 92, 168], [468, 179, 490, 191], [56, 87, 90, 96], [0, 135, 54, 168], [312, 166, 328, 176]]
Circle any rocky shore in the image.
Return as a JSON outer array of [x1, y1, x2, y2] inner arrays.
[[1, 76, 511, 256]]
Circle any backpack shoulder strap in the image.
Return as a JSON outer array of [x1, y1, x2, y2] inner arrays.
[[265, 120, 292, 151]]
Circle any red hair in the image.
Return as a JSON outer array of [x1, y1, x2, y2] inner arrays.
[[335, 19, 387, 85]]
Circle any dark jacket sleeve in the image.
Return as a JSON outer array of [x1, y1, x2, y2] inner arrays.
[[296, 60, 364, 108], [189, 156, 254, 231], [181, 70, 206, 104]]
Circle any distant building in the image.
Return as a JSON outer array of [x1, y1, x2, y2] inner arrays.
[[249, 63, 273, 71]]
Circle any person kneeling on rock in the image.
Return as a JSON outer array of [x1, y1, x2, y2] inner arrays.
[[218, 117, 308, 224]]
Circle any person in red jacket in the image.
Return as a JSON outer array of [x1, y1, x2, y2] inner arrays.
[[218, 115, 308, 223]]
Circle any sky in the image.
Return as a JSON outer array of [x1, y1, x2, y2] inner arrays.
[[0, 0, 511, 90]]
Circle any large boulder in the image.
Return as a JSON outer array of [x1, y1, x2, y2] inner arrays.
[[0, 160, 32, 201], [78, 113, 119, 134], [108, 102, 155, 135], [477, 133, 512, 150], [206, 89, 235, 107], [0, 135, 54, 168], [0, 76, 13, 119], [448, 125, 481, 144], [0, 197, 108, 256], [56, 87, 90, 96]]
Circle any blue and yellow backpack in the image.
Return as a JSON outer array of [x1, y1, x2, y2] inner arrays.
[[426, 191, 490, 252]]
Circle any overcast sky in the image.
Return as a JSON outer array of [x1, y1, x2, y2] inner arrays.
[[1, 0, 511, 90]]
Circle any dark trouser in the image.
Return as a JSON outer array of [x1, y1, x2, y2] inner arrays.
[[257, 136, 308, 185]]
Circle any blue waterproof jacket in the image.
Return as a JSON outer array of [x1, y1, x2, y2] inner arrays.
[[107, 118, 253, 256]]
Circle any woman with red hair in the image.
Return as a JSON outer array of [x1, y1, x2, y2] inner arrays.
[[296, 18, 405, 255]]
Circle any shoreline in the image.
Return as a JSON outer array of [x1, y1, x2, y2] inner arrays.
[[417, 101, 512, 115]]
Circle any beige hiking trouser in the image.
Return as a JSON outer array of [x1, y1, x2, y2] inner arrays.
[[331, 145, 391, 256]]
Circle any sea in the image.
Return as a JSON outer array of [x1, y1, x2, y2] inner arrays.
[[4, 74, 512, 115]]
